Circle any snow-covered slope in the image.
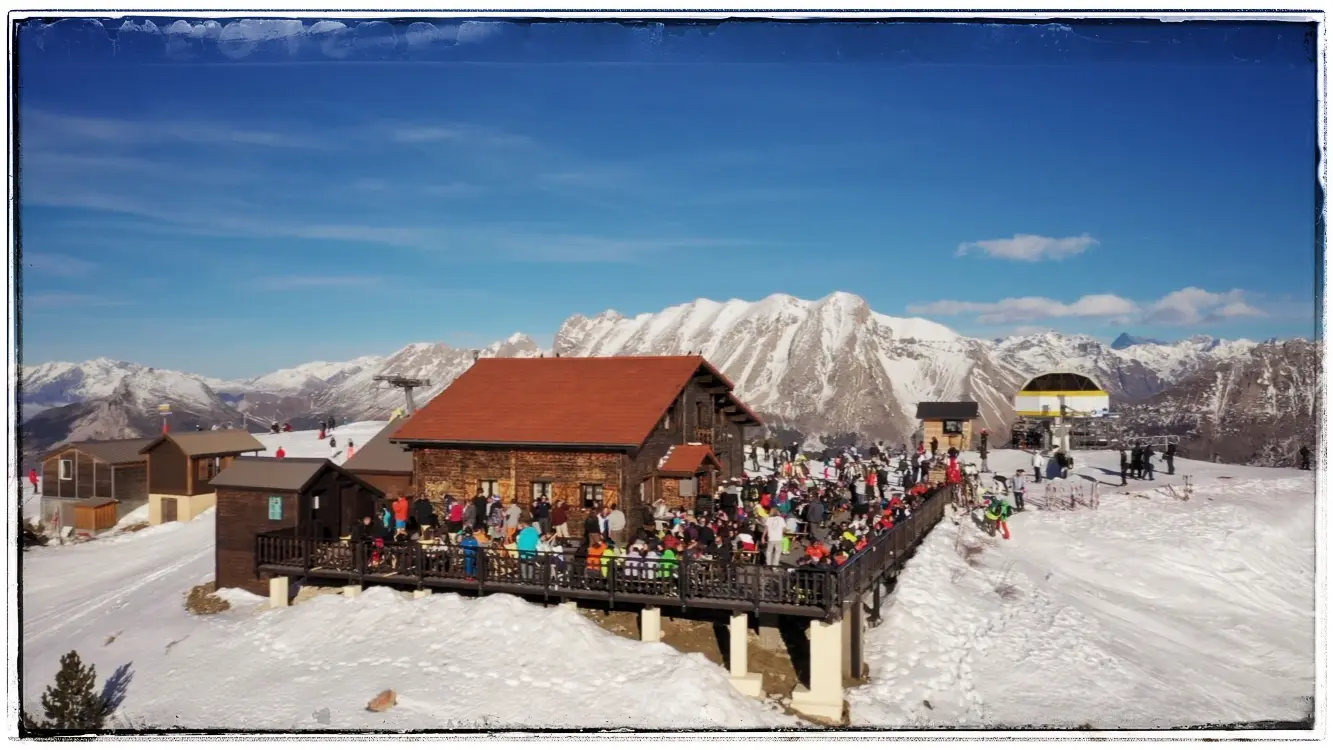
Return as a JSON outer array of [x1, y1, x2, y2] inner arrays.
[[21, 358, 223, 415], [555, 292, 1024, 441], [1118, 335, 1259, 383], [848, 449, 1315, 728], [225, 355, 386, 396]]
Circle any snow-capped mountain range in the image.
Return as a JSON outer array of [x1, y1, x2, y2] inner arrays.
[[21, 292, 1296, 462]]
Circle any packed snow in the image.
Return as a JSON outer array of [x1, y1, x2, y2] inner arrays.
[[847, 449, 1316, 729], [20, 424, 794, 730], [251, 420, 391, 464]]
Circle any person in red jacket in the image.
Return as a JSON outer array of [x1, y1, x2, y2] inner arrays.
[[28, 469, 38, 493], [392, 495, 409, 532], [274, 447, 286, 460]]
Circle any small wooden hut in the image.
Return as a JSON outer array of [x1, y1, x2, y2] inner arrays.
[[915, 401, 980, 452]]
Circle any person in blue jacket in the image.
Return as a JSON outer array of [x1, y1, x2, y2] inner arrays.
[[461, 530, 481, 578], [517, 522, 542, 581]]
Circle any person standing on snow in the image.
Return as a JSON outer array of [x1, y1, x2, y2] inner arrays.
[[1119, 448, 1129, 486], [1142, 444, 1155, 480], [275, 446, 287, 460], [27, 468, 38, 494], [1031, 450, 1044, 482], [328, 435, 338, 457], [1130, 444, 1143, 480], [978, 430, 990, 473], [1299, 445, 1311, 471], [1164, 443, 1176, 475], [1012, 469, 1027, 512]]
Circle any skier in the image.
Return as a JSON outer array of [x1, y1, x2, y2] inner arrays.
[[1118, 447, 1129, 486], [318, 420, 327, 441], [328, 415, 337, 433], [27, 468, 38, 494], [1164, 443, 1176, 476], [1299, 445, 1311, 471], [275, 446, 286, 460], [347, 439, 356, 459], [329, 435, 338, 458], [983, 492, 1013, 540]]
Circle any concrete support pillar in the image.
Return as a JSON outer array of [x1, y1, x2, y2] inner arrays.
[[790, 618, 844, 722], [842, 599, 866, 680], [343, 584, 362, 598], [413, 589, 430, 600], [727, 612, 763, 697], [640, 607, 662, 643], [269, 576, 289, 608], [758, 612, 783, 651]]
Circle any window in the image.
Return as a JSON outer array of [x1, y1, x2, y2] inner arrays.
[[942, 420, 964, 435], [695, 401, 707, 428], [197, 457, 219, 481], [663, 409, 672, 430], [532, 480, 554, 501], [59, 460, 73, 480], [581, 484, 604, 509], [478, 479, 499, 497]]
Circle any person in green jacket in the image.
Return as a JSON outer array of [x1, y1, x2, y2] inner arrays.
[[983, 493, 1014, 540], [658, 547, 678, 579]]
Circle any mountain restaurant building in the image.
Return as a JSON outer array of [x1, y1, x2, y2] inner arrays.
[[388, 355, 762, 533], [341, 416, 414, 497]]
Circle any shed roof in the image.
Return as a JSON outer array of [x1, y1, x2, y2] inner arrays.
[[44, 437, 153, 465], [915, 402, 980, 421], [209, 456, 384, 497], [657, 444, 722, 476], [139, 429, 266, 457], [391, 355, 762, 448], [342, 418, 413, 475], [1019, 372, 1105, 393]]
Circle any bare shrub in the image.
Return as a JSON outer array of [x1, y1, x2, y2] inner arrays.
[[184, 582, 230, 616]]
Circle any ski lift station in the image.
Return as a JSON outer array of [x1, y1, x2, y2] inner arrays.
[[1013, 372, 1111, 419]]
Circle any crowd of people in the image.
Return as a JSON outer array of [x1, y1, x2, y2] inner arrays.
[[332, 440, 969, 582]]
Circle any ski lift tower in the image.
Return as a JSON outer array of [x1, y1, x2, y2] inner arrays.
[[372, 375, 432, 416]]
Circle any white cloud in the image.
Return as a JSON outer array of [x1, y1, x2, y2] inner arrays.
[[908, 293, 1137, 324], [24, 109, 311, 149], [1143, 287, 1266, 326], [907, 287, 1267, 327], [956, 233, 1098, 262]]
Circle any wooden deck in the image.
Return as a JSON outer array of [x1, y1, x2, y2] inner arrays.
[[256, 487, 949, 620]]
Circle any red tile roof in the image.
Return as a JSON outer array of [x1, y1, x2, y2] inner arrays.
[[657, 444, 722, 476], [390, 355, 761, 448]]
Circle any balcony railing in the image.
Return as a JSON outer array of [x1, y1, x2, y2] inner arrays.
[[255, 487, 949, 618]]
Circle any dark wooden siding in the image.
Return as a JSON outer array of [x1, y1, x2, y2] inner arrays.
[[113, 464, 149, 503], [216, 488, 299, 595], [414, 447, 623, 533], [94, 461, 113, 499], [147, 439, 189, 496]]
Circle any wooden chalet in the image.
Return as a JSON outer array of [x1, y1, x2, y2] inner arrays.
[[38, 438, 153, 532], [138, 429, 266, 525], [211, 457, 386, 595], [915, 401, 980, 451], [341, 416, 414, 497], [389, 355, 762, 532]]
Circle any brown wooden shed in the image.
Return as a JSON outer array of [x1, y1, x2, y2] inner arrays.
[[39, 438, 153, 532], [341, 417, 414, 497], [211, 457, 386, 595], [138, 429, 266, 525]]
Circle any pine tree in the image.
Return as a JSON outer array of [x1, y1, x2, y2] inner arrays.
[[34, 651, 106, 731]]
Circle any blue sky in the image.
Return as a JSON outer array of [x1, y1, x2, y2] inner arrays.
[[18, 18, 1319, 378]]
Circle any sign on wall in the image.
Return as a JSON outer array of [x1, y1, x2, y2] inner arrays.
[[268, 496, 283, 521]]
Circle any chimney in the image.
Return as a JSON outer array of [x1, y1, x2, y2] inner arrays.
[[471, 349, 480, 363]]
